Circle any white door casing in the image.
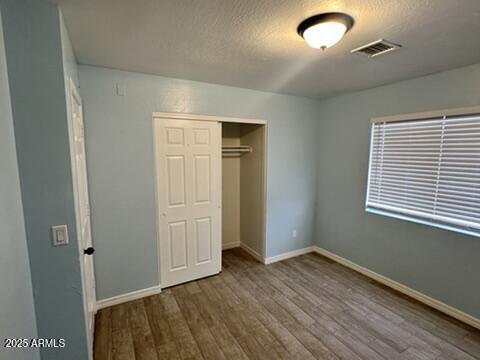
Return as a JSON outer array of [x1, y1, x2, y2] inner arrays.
[[154, 118, 221, 287], [68, 78, 96, 358]]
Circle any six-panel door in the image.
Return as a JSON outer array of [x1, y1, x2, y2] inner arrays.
[[154, 118, 221, 287]]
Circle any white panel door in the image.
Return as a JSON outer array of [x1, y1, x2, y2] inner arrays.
[[68, 79, 96, 359], [154, 118, 221, 287]]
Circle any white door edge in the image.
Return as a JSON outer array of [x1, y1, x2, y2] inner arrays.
[[67, 77, 96, 360]]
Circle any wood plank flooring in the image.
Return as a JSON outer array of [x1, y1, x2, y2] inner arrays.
[[94, 248, 480, 360]]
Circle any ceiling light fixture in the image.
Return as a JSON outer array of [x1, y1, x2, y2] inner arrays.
[[297, 12, 354, 50]]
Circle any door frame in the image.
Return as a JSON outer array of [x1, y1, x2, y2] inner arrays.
[[67, 77, 96, 360], [152, 112, 268, 288]]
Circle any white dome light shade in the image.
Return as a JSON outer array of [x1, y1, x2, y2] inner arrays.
[[298, 13, 354, 50], [302, 22, 347, 49]]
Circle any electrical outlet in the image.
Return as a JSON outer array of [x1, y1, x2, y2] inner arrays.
[[116, 83, 127, 96], [292, 229, 297, 238], [52, 225, 69, 246]]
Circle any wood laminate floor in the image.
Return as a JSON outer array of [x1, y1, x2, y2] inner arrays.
[[94, 248, 480, 360]]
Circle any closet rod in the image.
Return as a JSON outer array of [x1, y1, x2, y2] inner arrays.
[[221, 145, 252, 157], [221, 145, 252, 153]]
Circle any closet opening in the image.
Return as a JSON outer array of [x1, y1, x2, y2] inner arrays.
[[221, 122, 266, 262], [153, 112, 266, 288]]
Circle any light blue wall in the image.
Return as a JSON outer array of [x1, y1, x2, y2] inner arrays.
[[0, 10, 39, 360], [60, 9, 79, 88], [78, 65, 319, 300], [315, 63, 480, 318], [1, 1, 88, 358]]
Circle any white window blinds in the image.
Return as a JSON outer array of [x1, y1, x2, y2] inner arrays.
[[366, 113, 480, 235]]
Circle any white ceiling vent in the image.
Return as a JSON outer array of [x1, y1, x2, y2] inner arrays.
[[351, 39, 401, 58]]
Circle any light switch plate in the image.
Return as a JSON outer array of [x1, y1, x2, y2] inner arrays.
[[52, 225, 69, 246]]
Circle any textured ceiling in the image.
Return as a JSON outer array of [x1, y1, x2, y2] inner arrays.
[[57, 0, 480, 99]]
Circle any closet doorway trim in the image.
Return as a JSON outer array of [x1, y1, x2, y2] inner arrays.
[[153, 112, 266, 125], [152, 112, 268, 287]]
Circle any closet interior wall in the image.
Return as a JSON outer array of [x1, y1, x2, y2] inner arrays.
[[222, 123, 241, 250], [222, 122, 265, 258]]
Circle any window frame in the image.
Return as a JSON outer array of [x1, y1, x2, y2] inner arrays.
[[365, 105, 480, 238]]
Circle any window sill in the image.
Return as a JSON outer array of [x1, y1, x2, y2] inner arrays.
[[365, 207, 480, 238]]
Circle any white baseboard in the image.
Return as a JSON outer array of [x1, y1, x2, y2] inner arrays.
[[240, 242, 265, 263], [222, 242, 240, 250], [264, 246, 316, 265], [96, 285, 162, 310], [313, 246, 480, 330]]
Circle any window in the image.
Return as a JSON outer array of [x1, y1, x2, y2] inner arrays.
[[366, 108, 480, 236]]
